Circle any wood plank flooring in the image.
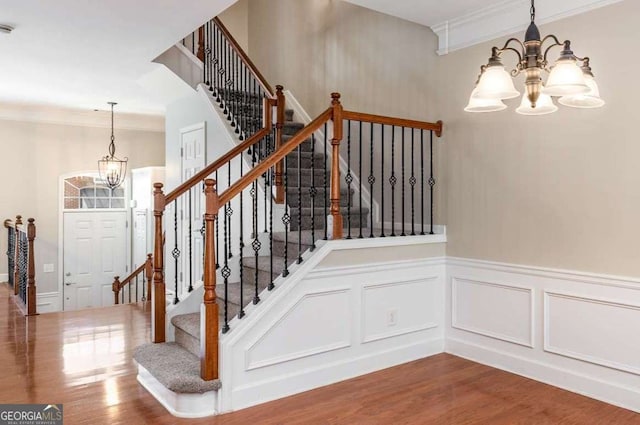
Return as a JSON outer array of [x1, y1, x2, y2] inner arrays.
[[1, 283, 639, 424]]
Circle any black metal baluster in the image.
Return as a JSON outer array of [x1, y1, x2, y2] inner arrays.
[[410, 129, 416, 235], [238, 160, 245, 319], [268, 163, 275, 291], [216, 25, 222, 103], [252, 179, 261, 304], [227, 162, 233, 259], [401, 127, 406, 236], [323, 123, 328, 240], [221, 202, 231, 333], [358, 121, 363, 239], [188, 189, 193, 291], [310, 134, 317, 250], [369, 123, 375, 238], [215, 170, 220, 269], [222, 39, 229, 115], [346, 121, 352, 239], [239, 63, 246, 141], [420, 129, 425, 235], [191, 31, 195, 56], [129, 278, 132, 303], [282, 153, 290, 277], [141, 269, 146, 302], [121, 286, 124, 305], [297, 143, 303, 264], [429, 130, 435, 235], [390, 126, 397, 237], [380, 124, 385, 237], [172, 200, 180, 304], [204, 23, 209, 87], [208, 21, 214, 93], [135, 275, 138, 303]]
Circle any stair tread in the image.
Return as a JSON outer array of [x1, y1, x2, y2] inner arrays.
[[171, 313, 200, 339], [241, 255, 286, 274], [134, 342, 221, 394]]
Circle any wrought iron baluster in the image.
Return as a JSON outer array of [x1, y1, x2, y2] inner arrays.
[[239, 156, 245, 319], [420, 129, 425, 235], [390, 126, 397, 236], [204, 22, 210, 87], [429, 130, 435, 235], [208, 21, 214, 93], [401, 127, 406, 236], [323, 123, 328, 240], [358, 121, 363, 239], [141, 269, 146, 301], [369, 123, 375, 238], [135, 275, 138, 303], [188, 189, 193, 292], [227, 162, 233, 259], [410, 129, 416, 235], [172, 200, 180, 304], [310, 134, 317, 250], [346, 121, 352, 239], [252, 179, 261, 305], [221, 202, 231, 333], [380, 124, 385, 237], [282, 153, 290, 277], [297, 143, 303, 264], [269, 163, 275, 291]]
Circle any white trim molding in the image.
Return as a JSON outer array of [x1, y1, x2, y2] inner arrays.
[[430, 0, 624, 55], [447, 256, 640, 414], [0, 273, 7, 283]]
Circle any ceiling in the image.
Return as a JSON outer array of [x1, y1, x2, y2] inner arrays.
[[1, 0, 623, 115], [0, 0, 235, 115]]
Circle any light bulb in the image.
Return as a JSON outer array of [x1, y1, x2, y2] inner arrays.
[[543, 58, 589, 96], [515, 91, 558, 115]]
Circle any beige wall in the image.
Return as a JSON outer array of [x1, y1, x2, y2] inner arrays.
[[248, 0, 439, 120], [0, 118, 164, 293], [436, 1, 640, 276], [219, 0, 250, 53]]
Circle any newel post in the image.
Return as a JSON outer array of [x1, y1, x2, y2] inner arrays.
[[112, 276, 121, 305], [13, 215, 22, 296], [152, 183, 166, 343], [274, 85, 286, 204], [202, 179, 220, 380], [26, 218, 36, 316], [330, 93, 344, 239], [144, 253, 153, 302]]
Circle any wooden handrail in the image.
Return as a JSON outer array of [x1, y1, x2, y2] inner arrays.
[[165, 103, 273, 205], [342, 111, 443, 138], [219, 107, 334, 206], [112, 254, 153, 305], [213, 17, 275, 98]]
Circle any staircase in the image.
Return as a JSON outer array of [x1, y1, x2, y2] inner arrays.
[[131, 15, 443, 417]]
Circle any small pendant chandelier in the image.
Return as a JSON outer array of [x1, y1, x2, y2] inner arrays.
[[465, 0, 604, 115], [98, 102, 128, 189]]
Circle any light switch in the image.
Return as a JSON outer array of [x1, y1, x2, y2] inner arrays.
[[43, 264, 55, 273]]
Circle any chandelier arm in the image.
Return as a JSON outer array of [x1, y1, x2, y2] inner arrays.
[[496, 38, 525, 63], [541, 41, 564, 70]]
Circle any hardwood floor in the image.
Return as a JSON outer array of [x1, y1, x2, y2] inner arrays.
[[1, 283, 639, 425]]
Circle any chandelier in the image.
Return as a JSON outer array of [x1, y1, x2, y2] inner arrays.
[[465, 0, 604, 115], [98, 102, 128, 189]]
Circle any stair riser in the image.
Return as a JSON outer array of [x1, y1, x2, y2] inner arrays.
[[272, 239, 315, 259], [289, 213, 368, 231], [175, 328, 200, 358], [285, 154, 326, 168], [286, 192, 351, 208], [241, 267, 279, 291]]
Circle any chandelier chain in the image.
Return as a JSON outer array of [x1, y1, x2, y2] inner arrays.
[[109, 102, 116, 157], [530, 0, 535, 22]]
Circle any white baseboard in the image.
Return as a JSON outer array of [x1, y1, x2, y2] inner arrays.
[[36, 292, 61, 313], [231, 338, 444, 411], [137, 364, 219, 418], [447, 338, 640, 413], [0, 273, 7, 283]]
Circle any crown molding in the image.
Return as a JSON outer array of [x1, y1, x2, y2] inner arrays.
[[0, 102, 165, 133], [431, 0, 624, 55]]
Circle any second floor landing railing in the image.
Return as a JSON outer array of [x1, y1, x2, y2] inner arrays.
[[4, 215, 37, 316]]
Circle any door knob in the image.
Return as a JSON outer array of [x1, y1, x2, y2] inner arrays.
[[66, 272, 71, 277], [65, 282, 75, 286]]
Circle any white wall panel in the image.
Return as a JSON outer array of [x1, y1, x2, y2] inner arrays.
[[545, 292, 640, 375], [452, 277, 533, 347]]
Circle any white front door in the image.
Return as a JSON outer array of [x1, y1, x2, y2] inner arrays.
[[180, 123, 206, 294], [63, 211, 127, 310], [132, 209, 148, 269]]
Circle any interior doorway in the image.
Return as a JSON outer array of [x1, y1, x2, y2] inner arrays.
[[60, 173, 129, 310]]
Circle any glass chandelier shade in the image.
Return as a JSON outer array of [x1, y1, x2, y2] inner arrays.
[[464, 0, 603, 114], [516, 91, 558, 115], [558, 72, 605, 108], [473, 64, 520, 100], [542, 58, 590, 96], [465, 87, 507, 112], [98, 102, 128, 190]]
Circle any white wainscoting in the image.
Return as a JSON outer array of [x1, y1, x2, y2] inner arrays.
[[220, 251, 446, 412], [0, 273, 8, 283], [36, 292, 61, 313], [447, 257, 640, 414]]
